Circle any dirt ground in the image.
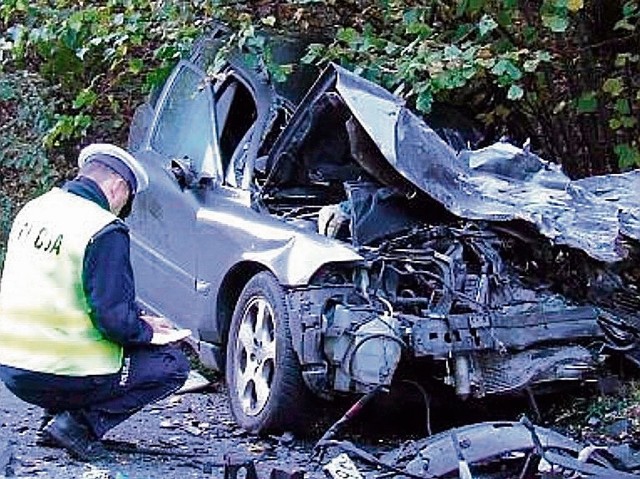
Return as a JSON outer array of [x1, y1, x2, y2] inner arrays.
[[0, 373, 519, 479], [0, 378, 322, 479], [0, 371, 621, 479]]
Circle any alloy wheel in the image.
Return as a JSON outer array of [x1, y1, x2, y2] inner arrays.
[[232, 296, 277, 417]]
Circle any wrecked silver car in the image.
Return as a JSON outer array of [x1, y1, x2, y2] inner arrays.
[[126, 35, 640, 433]]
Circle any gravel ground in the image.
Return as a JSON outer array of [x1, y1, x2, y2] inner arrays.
[[0, 379, 325, 479], [0, 373, 480, 479], [2, 372, 623, 479]]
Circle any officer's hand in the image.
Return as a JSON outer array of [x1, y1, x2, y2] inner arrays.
[[141, 315, 174, 333]]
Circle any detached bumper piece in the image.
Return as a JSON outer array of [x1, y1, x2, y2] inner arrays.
[[382, 420, 639, 479]]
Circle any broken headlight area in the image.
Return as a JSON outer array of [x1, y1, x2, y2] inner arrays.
[[286, 219, 607, 399]]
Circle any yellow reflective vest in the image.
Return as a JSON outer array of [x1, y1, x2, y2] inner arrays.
[[0, 188, 123, 376]]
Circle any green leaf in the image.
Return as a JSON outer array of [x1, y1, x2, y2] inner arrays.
[[301, 43, 325, 64], [614, 143, 640, 168], [536, 50, 553, 62], [507, 84, 524, 100], [491, 58, 522, 81], [478, 15, 498, 36], [468, 0, 486, 12], [497, 10, 512, 27], [261, 16, 276, 27], [609, 118, 622, 130], [614, 19, 636, 31], [0, 82, 15, 101], [416, 89, 433, 113], [406, 21, 432, 37], [615, 98, 631, 115], [567, 0, 583, 11], [615, 54, 630, 67], [337, 27, 358, 45], [72, 88, 97, 109], [621, 116, 637, 128], [443, 45, 463, 60], [576, 91, 598, 113], [623, 1, 638, 16], [523, 59, 539, 72], [542, 15, 569, 32], [602, 77, 624, 96], [128, 58, 143, 74]]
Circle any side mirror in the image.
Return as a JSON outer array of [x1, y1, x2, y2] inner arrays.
[[170, 157, 198, 190]]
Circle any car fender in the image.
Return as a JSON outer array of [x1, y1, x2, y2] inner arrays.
[[197, 207, 363, 287]]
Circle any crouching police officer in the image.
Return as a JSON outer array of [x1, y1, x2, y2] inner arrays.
[[0, 144, 190, 461]]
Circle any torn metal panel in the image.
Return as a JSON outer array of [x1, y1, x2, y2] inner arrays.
[[575, 169, 640, 241], [384, 421, 584, 478], [325, 65, 640, 262], [334, 64, 404, 166], [394, 110, 627, 262]]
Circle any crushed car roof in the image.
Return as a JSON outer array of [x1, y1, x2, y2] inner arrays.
[[276, 64, 640, 262]]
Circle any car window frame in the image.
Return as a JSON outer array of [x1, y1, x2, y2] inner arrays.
[[145, 60, 223, 182], [211, 69, 260, 188]]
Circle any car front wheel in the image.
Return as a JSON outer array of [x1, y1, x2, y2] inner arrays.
[[226, 271, 307, 434]]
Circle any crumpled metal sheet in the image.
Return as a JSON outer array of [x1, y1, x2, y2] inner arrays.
[[331, 65, 640, 263], [382, 421, 582, 478], [574, 169, 640, 242], [381, 421, 638, 479]]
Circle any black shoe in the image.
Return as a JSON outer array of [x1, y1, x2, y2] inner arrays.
[[36, 432, 60, 448], [43, 412, 111, 461], [35, 410, 59, 448]]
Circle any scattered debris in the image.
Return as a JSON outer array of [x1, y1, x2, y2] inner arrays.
[[276, 432, 295, 447], [588, 416, 602, 427], [0, 440, 16, 477], [176, 370, 212, 395], [375, 418, 640, 478], [223, 457, 258, 479], [314, 386, 385, 456], [323, 453, 363, 479]]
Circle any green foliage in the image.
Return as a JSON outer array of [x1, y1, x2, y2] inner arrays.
[[550, 381, 640, 441], [297, 1, 639, 172], [0, 0, 209, 146], [0, 72, 60, 269], [0, 72, 57, 189], [0, 0, 639, 176], [300, 2, 561, 117], [0, 193, 12, 268]]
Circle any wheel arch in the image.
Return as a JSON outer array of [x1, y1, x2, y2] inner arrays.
[[215, 261, 271, 362]]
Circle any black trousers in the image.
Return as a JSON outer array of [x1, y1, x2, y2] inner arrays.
[[0, 344, 190, 438]]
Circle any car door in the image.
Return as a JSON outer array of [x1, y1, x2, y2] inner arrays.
[[192, 69, 262, 343], [128, 61, 221, 330]]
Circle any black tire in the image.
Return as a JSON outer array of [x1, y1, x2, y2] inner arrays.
[[225, 271, 307, 434]]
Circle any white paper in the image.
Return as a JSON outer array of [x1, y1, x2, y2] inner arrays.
[[150, 328, 192, 345]]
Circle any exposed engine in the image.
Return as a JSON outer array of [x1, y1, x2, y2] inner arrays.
[[261, 90, 639, 400]]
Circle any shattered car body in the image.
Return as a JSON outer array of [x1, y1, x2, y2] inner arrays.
[[126, 34, 640, 433], [378, 420, 640, 478]]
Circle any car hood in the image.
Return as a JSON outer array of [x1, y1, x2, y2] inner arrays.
[[272, 64, 640, 263]]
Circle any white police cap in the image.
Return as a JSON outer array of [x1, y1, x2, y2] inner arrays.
[[78, 143, 149, 194]]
